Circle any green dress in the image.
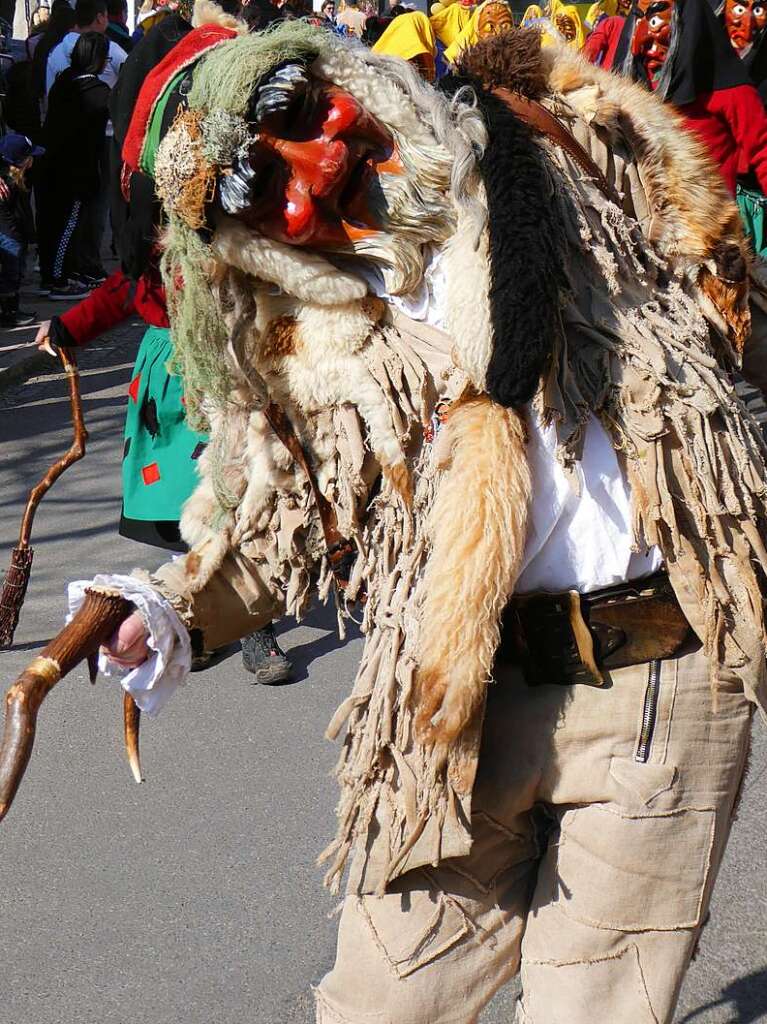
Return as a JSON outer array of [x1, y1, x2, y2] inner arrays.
[[121, 325, 208, 548], [736, 185, 767, 260]]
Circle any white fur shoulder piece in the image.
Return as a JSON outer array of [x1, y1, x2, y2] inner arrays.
[[441, 183, 493, 394], [213, 216, 369, 305]]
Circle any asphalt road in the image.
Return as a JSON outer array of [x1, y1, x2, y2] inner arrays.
[[0, 323, 765, 1024]]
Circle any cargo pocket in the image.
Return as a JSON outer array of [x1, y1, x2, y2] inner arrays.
[[358, 884, 472, 979], [555, 803, 716, 931]]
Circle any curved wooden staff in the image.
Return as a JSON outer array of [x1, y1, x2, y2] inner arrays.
[[0, 347, 88, 647], [0, 588, 141, 822]]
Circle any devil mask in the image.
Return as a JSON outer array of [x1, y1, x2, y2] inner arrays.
[[145, 40, 459, 296], [630, 0, 674, 76], [222, 65, 405, 248], [723, 0, 766, 52], [619, 0, 748, 104]]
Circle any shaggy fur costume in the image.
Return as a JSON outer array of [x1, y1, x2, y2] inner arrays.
[[138, 23, 767, 896]]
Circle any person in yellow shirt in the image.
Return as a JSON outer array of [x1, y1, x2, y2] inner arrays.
[[430, 0, 473, 47], [372, 10, 438, 78]]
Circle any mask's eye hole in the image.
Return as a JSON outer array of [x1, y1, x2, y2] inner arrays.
[[733, 4, 747, 15], [648, 14, 665, 28]]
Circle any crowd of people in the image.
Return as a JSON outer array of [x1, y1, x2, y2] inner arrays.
[[0, 0, 763, 326]]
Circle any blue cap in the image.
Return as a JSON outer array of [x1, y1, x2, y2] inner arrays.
[[0, 133, 45, 167]]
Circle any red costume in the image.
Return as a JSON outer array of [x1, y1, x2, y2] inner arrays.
[[52, 269, 168, 347], [617, 0, 767, 195], [681, 86, 767, 194], [583, 14, 626, 67]]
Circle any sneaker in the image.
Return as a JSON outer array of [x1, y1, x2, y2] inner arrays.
[[0, 295, 36, 327], [0, 309, 36, 327], [81, 272, 107, 287], [48, 281, 89, 301], [241, 624, 293, 684]]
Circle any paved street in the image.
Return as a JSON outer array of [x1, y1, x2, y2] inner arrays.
[[0, 322, 765, 1024]]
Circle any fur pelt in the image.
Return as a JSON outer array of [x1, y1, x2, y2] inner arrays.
[[454, 29, 548, 98], [443, 76, 569, 407], [414, 395, 531, 746], [212, 216, 368, 305], [460, 30, 750, 347]]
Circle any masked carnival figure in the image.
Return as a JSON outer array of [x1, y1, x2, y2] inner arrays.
[[618, 0, 767, 258], [583, 0, 629, 65], [5, 14, 767, 1024], [443, 0, 513, 63], [373, 10, 439, 79], [721, 0, 767, 101], [721, 0, 766, 55]]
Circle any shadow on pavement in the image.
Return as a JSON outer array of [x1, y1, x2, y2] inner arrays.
[[677, 966, 767, 1023], [274, 602, 362, 685]]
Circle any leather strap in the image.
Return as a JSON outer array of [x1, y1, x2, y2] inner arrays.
[[500, 572, 694, 686], [492, 87, 622, 208], [264, 402, 355, 589]]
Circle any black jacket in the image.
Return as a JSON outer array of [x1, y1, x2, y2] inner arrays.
[[41, 68, 110, 198], [0, 165, 35, 245]]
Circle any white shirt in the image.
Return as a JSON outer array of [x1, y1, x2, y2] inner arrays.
[[45, 31, 126, 95], [362, 248, 663, 594]]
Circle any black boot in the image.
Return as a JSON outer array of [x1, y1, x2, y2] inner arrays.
[[0, 293, 36, 327], [241, 623, 293, 684]]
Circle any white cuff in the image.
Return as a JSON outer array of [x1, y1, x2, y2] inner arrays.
[[67, 574, 192, 717]]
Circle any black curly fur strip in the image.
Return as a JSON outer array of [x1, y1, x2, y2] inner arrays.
[[440, 76, 569, 408]]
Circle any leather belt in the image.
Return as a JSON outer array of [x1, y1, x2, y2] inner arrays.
[[498, 572, 694, 687], [492, 87, 623, 209]]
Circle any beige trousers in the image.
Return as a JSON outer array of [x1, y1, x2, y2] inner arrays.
[[315, 644, 754, 1024]]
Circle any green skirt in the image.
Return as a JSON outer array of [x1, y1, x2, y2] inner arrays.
[[736, 185, 767, 260], [122, 326, 208, 524]]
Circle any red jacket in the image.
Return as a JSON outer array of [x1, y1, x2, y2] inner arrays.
[[583, 16, 626, 69], [679, 85, 767, 196], [55, 268, 168, 347]]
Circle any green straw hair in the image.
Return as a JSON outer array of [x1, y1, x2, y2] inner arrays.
[[187, 21, 333, 117], [161, 215, 231, 431]]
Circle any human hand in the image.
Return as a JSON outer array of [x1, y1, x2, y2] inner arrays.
[[101, 611, 151, 668], [35, 320, 55, 355]]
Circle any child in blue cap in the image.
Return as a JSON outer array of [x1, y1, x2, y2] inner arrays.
[[0, 132, 44, 327]]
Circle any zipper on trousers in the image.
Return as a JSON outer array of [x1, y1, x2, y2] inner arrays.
[[635, 660, 662, 763]]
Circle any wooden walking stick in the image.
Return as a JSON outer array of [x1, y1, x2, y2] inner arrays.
[[0, 346, 88, 647]]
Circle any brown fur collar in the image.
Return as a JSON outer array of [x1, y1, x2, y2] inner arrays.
[[455, 29, 548, 99], [460, 30, 751, 350]]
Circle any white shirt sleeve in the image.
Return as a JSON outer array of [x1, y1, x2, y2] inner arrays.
[[105, 40, 127, 87], [67, 574, 192, 717], [45, 41, 63, 96]]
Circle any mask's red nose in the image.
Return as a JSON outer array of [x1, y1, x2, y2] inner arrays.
[[631, 16, 649, 56]]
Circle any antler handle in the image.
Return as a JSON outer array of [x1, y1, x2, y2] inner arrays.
[[0, 588, 132, 821]]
